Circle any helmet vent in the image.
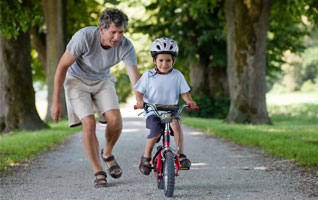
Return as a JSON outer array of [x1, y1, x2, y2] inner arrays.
[[164, 43, 166, 48], [156, 45, 161, 50], [170, 45, 173, 50]]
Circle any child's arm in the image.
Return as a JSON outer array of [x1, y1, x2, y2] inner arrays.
[[136, 90, 145, 109], [181, 92, 197, 110]]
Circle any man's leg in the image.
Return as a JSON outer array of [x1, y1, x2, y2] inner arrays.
[[81, 115, 104, 173], [102, 109, 122, 167]]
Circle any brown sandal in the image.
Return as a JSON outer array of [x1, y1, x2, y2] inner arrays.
[[139, 156, 152, 175], [101, 149, 122, 179], [94, 171, 108, 188], [179, 154, 191, 170]]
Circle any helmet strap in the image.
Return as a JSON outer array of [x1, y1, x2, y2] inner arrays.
[[155, 67, 173, 74]]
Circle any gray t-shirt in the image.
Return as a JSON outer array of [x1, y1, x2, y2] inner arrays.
[[66, 26, 137, 81], [134, 68, 190, 118]]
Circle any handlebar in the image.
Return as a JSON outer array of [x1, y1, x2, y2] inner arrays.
[[134, 103, 199, 119]]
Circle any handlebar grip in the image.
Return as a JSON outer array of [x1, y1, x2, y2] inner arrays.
[[134, 103, 147, 110], [187, 104, 200, 110]]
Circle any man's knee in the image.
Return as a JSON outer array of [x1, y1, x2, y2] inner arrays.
[[81, 115, 96, 132], [104, 110, 122, 129]]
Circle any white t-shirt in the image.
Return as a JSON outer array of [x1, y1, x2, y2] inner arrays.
[[66, 26, 137, 81], [134, 68, 190, 118]]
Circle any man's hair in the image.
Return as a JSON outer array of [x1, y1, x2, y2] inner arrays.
[[99, 8, 128, 29]]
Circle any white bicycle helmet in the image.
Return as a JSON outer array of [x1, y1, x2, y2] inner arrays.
[[150, 37, 179, 57]]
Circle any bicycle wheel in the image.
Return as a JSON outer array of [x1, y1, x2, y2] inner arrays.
[[163, 151, 175, 197], [157, 177, 164, 189]]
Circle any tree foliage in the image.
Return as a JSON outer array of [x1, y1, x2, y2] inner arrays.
[[266, 0, 310, 89], [130, 0, 226, 77], [66, 0, 101, 37], [127, 0, 231, 117], [0, 0, 38, 39], [266, 0, 318, 91], [31, 50, 46, 86]]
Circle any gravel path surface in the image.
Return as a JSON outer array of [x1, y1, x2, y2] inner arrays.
[[1, 106, 317, 200]]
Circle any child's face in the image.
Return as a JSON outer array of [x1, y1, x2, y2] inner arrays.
[[154, 54, 175, 74]]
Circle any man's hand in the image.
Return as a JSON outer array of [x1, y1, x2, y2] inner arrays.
[[51, 102, 62, 123]]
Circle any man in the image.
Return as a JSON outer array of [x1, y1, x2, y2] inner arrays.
[[50, 8, 140, 188]]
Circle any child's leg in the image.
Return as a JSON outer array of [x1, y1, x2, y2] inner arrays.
[[143, 134, 161, 160], [170, 119, 184, 154], [143, 115, 162, 160], [170, 119, 191, 169], [139, 134, 161, 175], [140, 115, 162, 175]]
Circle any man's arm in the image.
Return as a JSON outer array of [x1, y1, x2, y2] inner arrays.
[[51, 50, 77, 123], [125, 65, 141, 93]]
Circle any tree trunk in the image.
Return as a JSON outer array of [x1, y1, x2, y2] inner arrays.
[[42, 0, 67, 121], [0, 30, 48, 133], [208, 66, 229, 98], [190, 61, 229, 98], [225, 0, 272, 124], [190, 61, 207, 95], [31, 26, 47, 74]]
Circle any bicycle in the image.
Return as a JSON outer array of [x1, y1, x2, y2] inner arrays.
[[134, 103, 199, 197]]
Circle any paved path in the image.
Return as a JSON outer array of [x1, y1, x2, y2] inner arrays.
[[1, 105, 317, 200]]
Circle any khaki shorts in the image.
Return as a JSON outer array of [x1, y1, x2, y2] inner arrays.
[[64, 72, 119, 127]]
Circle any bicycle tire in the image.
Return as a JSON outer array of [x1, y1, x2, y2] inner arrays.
[[157, 177, 164, 189], [163, 151, 175, 197]]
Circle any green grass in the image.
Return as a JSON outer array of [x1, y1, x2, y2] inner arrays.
[[0, 121, 81, 172], [183, 104, 318, 168]]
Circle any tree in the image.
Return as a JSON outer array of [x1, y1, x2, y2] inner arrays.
[[31, 0, 102, 120], [266, 0, 318, 92], [129, 0, 230, 118], [41, 0, 68, 121], [0, 0, 48, 133], [266, 0, 310, 91], [225, 0, 272, 124], [132, 0, 228, 98], [130, 0, 316, 120]]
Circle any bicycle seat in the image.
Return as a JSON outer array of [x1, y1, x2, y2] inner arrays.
[[160, 113, 173, 123]]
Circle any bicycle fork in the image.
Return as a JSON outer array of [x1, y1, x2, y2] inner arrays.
[[153, 123, 181, 178]]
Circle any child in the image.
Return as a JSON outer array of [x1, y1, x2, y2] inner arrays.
[[135, 37, 197, 175]]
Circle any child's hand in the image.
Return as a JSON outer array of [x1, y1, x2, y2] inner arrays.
[[187, 101, 197, 110], [136, 100, 145, 109]]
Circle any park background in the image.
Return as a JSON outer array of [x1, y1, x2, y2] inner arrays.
[[0, 0, 318, 172]]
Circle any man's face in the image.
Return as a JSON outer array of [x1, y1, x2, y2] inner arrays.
[[100, 23, 125, 49]]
